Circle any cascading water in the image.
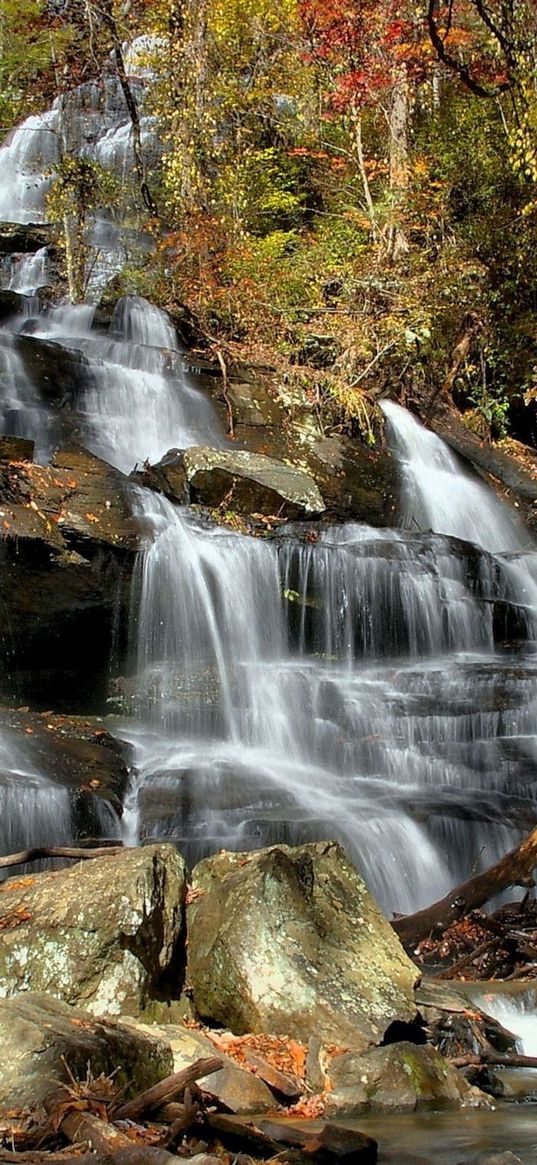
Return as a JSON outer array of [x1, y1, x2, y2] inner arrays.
[[381, 399, 530, 553], [2, 272, 537, 914], [0, 295, 222, 471], [0, 248, 49, 294], [121, 490, 537, 914]]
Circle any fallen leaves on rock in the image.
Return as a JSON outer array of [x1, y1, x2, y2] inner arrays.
[[0, 905, 32, 930], [206, 1032, 307, 1085]]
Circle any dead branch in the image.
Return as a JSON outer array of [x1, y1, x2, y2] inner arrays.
[[215, 348, 235, 438], [114, 1057, 223, 1122], [449, 1051, 537, 1070], [393, 825, 537, 947], [0, 844, 124, 870]]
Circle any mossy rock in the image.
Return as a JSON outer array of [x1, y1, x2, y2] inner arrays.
[[187, 841, 419, 1050]]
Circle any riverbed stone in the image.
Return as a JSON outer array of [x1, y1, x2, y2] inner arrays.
[[187, 841, 419, 1050], [0, 843, 185, 1015], [0, 993, 172, 1110], [323, 1042, 490, 1113]]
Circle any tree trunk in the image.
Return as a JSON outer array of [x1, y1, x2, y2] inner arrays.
[[384, 65, 410, 261], [353, 110, 378, 243]]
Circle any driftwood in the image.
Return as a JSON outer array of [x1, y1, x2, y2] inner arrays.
[[0, 844, 124, 870], [242, 1050, 301, 1099], [114, 1057, 223, 1122], [58, 1110, 179, 1165], [393, 825, 537, 946]]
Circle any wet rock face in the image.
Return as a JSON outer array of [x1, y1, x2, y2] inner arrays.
[[0, 222, 54, 254], [0, 706, 130, 836], [323, 1042, 490, 1114], [0, 993, 172, 1109], [137, 446, 326, 519], [0, 843, 185, 1016], [0, 446, 140, 705], [187, 841, 420, 1050], [0, 289, 24, 321], [12, 331, 88, 409]]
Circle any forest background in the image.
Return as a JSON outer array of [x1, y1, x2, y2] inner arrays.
[[2, 0, 537, 449]]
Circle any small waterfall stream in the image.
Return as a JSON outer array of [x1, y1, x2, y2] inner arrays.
[[381, 399, 530, 553]]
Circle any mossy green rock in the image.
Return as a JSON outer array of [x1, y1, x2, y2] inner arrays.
[[0, 844, 185, 1016], [324, 1041, 490, 1113], [0, 993, 172, 1111], [187, 841, 419, 1050]]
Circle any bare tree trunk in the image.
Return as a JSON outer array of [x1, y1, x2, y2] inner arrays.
[[384, 65, 410, 261], [111, 41, 159, 217], [353, 110, 378, 243]]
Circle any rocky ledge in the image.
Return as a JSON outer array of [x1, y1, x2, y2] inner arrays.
[[136, 445, 326, 519], [0, 441, 140, 704]]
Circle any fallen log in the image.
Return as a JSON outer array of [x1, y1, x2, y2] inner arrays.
[[59, 1110, 133, 1156], [114, 1057, 223, 1122], [0, 1155, 110, 1164], [393, 825, 537, 947], [449, 1051, 537, 1070], [207, 1113, 378, 1163], [241, 1049, 301, 1100], [0, 844, 124, 870], [57, 1109, 179, 1165]]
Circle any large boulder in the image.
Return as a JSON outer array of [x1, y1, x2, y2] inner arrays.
[[0, 993, 172, 1110], [139, 446, 325, 518], [0, 446, 140, 704], [323, 1042, 490, 1114], [0, 844, 185, 1015], [187, 841, 419, 1050]]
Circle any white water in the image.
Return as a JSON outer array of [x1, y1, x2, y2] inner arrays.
[[0, 248, 48, 294], [2, 278, 537, 911], [1, 157, 537, 912], [477, 990, 537, 1057], [381, 400, 529, 553], [1, 296, 222, 471]]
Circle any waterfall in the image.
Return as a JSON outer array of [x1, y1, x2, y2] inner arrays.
[[477, 990, 537, 1057], [381, 399, 529, 553], [121, 491, 537, 913], [0, 111, 59, 224], [1, 232, 537, 913], [1, 296, 221, 471], [0, 248, 49, 294], [0, 732, 73, 874]]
